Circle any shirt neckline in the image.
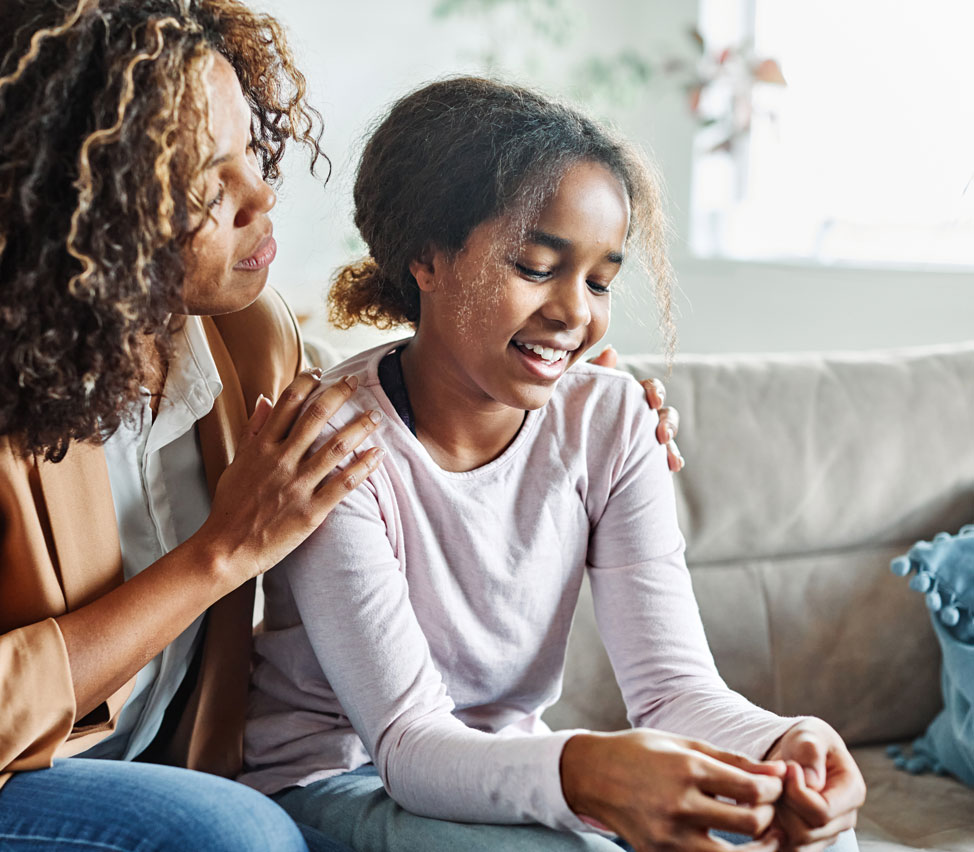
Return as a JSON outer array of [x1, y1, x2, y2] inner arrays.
[[365, 339, 540, 480]]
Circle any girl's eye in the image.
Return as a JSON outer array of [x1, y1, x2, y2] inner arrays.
[[515, 263, 550, 280], [587, 280, 611, 295], [207, 187, 225, 210]]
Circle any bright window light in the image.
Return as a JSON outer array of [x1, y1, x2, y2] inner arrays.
[[692, 0, 974, 268]]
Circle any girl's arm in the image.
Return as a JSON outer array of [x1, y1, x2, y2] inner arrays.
[[0, 373, 383, 771], [274, 463, 592, 832], [561, 377, 794, 849]]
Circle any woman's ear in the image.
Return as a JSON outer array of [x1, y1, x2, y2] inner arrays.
[[409, 245, 438, 292]]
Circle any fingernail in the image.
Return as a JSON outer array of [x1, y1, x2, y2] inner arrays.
[[368, 409, 383, 424], [373, 447, 386, 462], [310, 367, 323, 379], [344, 374, 358, 391], [665, 426, 675, 442]]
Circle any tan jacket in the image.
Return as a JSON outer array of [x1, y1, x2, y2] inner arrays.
[[0, 289, 302, 788]]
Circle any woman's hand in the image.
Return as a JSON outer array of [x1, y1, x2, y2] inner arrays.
[[589, 346, 683, 471], [561, 729, 787, 852], [764, 719, 865, 852], [198, 369, 385, 587]]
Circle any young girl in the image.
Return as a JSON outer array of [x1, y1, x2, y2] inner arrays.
[[242, 78, 864, 851]]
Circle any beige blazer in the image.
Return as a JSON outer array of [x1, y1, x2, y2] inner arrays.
[[0, 288, 302, 788]]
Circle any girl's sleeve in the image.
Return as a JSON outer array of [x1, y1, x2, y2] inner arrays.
[[280, 468, 591, 831], [586, 381, 798, 760]]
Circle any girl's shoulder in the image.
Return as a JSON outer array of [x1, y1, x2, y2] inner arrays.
[[311, 339, 410, 428], [544, 362, 659, 452], [554, 361, 652, 416]]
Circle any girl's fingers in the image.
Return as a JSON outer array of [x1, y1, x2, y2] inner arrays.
[[685, 795, 777, 838], [691, 739, 787, 777], [278, 375, 361, 453], [312, 446, 385, 515], [776, 803, 857, 849], [786, 763, 832, 825], [302, 410, 384, 483], [729, 830, 783, 852], [695, 759, 783, 807]]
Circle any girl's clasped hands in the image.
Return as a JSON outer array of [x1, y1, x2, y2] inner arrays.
[[560, 718, 863, 852]]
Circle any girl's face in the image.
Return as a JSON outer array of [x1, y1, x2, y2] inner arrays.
[[182, 54, 277, 316], [416, 159, 629, 412]]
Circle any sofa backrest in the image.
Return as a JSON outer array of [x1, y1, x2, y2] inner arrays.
[[545, 344, 974, 746]]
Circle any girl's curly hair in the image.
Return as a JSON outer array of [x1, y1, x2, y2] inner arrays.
[[329, 76, 674, 357], [0, 0, 325, 461]]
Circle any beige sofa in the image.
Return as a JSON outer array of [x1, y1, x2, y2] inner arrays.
[[305, 337, 974, 850], [544, 343, 974, 851]]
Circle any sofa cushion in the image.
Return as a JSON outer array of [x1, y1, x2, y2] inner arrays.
[[548, 344, 974, 748]]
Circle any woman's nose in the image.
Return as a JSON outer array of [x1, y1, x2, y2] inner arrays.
[[235, 176, 276, 228]]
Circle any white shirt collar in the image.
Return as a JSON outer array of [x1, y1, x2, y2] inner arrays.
[[145, 315, 224, 455]]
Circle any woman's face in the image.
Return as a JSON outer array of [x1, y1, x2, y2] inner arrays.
[[182, 54, 277, 316], [417, 159, 629, 412]]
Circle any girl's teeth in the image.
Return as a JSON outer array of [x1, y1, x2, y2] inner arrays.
[[519, 342, 567, 362]]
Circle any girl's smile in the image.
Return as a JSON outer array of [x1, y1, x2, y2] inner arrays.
[[401, 159, 630, 470]]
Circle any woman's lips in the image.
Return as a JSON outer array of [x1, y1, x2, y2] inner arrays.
[[234, 235, 277, 271]]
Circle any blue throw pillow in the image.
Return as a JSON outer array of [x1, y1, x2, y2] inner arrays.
[[888, 526, 974, 784]]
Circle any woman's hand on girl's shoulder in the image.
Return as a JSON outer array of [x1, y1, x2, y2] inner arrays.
[[197, 369, 385, 589], [588, 347, 684, 472], [561, 729, 787, 852]]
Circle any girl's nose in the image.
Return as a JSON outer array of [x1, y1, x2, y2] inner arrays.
[[545, 277, 592, 329]]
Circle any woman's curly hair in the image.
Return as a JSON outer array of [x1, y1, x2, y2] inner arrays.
[[330, 76, 674, 357], [0, 0, 325, 461]]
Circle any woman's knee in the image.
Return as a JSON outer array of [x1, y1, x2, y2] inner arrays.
[[153, 770, 308, 852]]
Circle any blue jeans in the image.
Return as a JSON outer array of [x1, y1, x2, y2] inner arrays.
[[276, 764, 859, 852], [0, 758, 350, 851]]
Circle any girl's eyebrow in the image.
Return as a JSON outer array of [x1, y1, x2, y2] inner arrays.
[[527, 229, 624, 265]]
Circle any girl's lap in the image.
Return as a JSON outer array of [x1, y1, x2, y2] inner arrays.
[[274, 764, 622, 852], [0, 758, 312, 852]]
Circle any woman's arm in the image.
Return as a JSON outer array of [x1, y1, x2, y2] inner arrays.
[[0, 372, 383, 765]]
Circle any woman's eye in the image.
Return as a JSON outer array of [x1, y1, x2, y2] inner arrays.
[[206, 187, 225, 210], [207, 187, 225, 209], [587, 280, 611, 295], [515, 263, 550, 280]]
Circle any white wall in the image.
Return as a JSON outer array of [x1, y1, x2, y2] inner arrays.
[[258, 0, 974, 356]]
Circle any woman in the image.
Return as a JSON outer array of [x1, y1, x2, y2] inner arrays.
[[242, 78, 865, 852], [0, 2, 383, 849]]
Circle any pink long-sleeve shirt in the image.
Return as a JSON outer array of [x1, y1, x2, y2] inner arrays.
[[240, 340, 795, 832]]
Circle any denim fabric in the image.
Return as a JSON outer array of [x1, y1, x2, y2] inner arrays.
[[276, 764, 857, 852], [276, 765, 621, 852], [0, 758, 339, 851]]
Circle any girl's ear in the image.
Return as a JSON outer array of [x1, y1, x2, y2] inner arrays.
[[409, 245, 438, 292]]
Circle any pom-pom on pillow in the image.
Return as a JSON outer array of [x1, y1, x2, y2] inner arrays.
[[888, 525, 974, 784]]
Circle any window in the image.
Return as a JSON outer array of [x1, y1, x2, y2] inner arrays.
[[692, 0, 974, 268]]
